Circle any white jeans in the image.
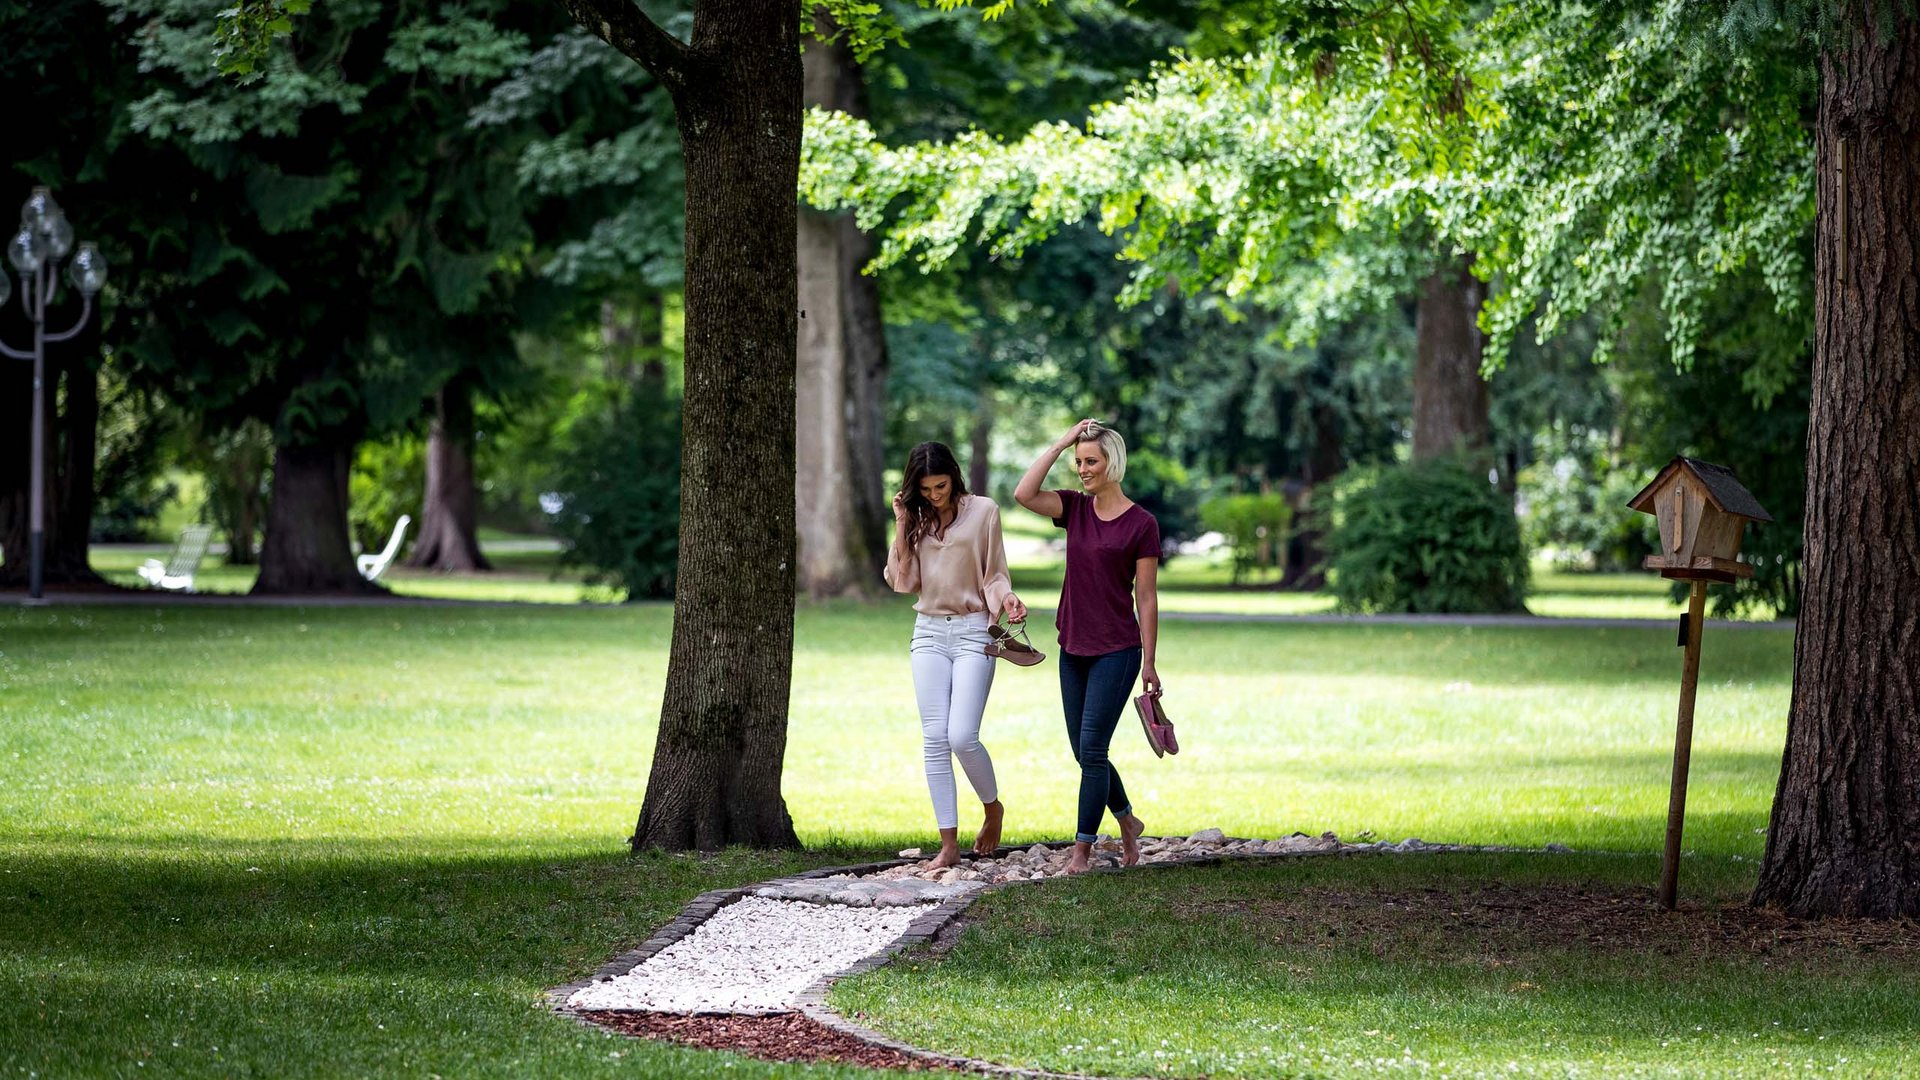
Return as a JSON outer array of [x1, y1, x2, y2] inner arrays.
[[909, 612, 999, 829]]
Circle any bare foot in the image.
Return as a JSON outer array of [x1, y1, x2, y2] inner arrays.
[[1121, 813, 1146, 867], [1064, 841, 1093, 874], [928, 828, 963, 869], [973, 800, 1004, 856]]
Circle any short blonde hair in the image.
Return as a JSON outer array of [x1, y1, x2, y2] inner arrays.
[[1077, 423, 1128, 485]]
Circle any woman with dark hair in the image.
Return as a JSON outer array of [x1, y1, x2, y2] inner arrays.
[[1014, 419, 1160, 874], [885, 441, 1028, 868]]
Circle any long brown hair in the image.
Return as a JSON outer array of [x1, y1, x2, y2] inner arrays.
[[897, 441, 970, 546]]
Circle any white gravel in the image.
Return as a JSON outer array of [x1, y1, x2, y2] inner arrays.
[[567, 896, 934, 1013]]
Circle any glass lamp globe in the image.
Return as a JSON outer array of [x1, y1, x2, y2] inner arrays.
[[7, 229, 45, 275], [44, 214, 74, 260], [68, 243, 108, 295], [19, 187, 61, 234]]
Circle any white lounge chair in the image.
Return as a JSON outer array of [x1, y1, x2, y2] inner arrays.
[[138, 524, 214, 592], [357, 515, 410, 582]]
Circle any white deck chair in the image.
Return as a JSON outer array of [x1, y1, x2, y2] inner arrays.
[[357, 515, 411, 582], [138, 524, 214, 592]]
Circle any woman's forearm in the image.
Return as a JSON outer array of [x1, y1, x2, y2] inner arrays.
[[1139, 595, 1158, 666], [1013, 443, 1066, 506]]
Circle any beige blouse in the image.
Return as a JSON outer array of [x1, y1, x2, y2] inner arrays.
[[884, 495, 1015, 616]]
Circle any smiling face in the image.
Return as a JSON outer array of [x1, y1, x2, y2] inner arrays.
[[918, 472, 955, 512], [1073, 441, 1109, 490]]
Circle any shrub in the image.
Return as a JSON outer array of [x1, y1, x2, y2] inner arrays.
[[1199, 493, 1293, 583], [1122, 449, 1198, 554], [1326, 458, 1528, 614], [547, 382, 681, 600], [1516, 432, 1650, 572]]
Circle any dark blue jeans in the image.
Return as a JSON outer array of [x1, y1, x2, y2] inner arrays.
[[1059, 646, 1140, 843]]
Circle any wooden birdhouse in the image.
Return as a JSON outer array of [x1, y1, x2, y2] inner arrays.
[[1628, 457, 1773, 582]]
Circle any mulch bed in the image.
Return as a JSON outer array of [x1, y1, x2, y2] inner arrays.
[[578, 1010, 959, 1071], [1176, 880, 1920, 968]]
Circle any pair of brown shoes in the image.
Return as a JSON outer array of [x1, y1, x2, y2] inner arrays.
[[984, 621, 1045, 666]]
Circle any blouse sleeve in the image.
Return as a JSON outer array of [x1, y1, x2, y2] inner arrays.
[[883, 533, 919, 594], [980, 501, 1014, 615], [1050, 488, 1077, 530]]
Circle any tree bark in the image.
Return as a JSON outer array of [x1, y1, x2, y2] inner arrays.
[[594, 0, 803, 850], [0, 322, 104, 588], [1411, 254, 1491, 463], [841, 216, 890, 579], [968, 392, 992, 495], [1753, 16, 1920, 919], [406, 379, 491, 572], [254, 435, 384, 595], [793, 12, 884, 599]]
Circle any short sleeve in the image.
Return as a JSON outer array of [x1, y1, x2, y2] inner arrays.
[[1051, 488, 1078, 530], [1131, 513, 1162, 563]]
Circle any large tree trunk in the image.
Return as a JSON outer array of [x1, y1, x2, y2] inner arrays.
[[623, 0, 804, 850], [792, 12, 884, 599], [406, 380, 490, 572], [49, 340, 103, 583], [1752, 16, 1920, 919], [254, 435, 383, 595], [1411, 254, 1491, 463]]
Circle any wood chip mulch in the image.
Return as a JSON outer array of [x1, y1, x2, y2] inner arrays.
[[577, 1010, 959, 1071]]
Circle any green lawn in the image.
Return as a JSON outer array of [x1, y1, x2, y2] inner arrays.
[[88, 535, 1733, 623], [3, 598, 1835, 1078]]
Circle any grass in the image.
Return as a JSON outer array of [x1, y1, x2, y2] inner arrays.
[[837, 855, 1920, 1078], [1, 598, 1816, 1078], [87, 533, 1742, 624]]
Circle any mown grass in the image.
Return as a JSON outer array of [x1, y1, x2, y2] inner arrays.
[[837, 855, 1920, 1078], [2, 599, 1812, 1078]]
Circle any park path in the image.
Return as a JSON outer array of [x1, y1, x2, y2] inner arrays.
[[552, 829, 1515, 1074]]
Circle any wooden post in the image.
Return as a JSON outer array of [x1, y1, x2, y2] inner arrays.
[[1660, 580, 1709, 910]]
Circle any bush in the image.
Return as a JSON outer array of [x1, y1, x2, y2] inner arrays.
[[1516, 431, 1650, 572], [350, 436, 424, 556], [1326, 458, 1528, 614], [1123, 449, 1198, 555], [1199, 493, 1293, 583], [547, 383, 680, 600]]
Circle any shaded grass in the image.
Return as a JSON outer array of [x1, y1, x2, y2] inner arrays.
[[836, 855, 1920, 1078], [1, 602, 1800, 1077]]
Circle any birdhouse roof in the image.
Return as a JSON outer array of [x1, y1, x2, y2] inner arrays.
[[1627, 457, 1774, 523]]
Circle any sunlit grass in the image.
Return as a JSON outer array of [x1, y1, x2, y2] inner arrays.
[[2, 592, 1803, 1077]]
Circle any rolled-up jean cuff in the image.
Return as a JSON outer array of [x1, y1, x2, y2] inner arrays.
[[1076, 831, 1099, 844]]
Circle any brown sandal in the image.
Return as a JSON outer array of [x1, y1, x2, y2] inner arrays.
[[984, 620, 1045, 667]]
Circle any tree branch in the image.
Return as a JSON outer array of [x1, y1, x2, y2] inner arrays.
[[553, 0, 693, 90]]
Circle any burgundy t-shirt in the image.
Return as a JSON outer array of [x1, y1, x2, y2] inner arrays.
[[1051, 489, 1161, 656]]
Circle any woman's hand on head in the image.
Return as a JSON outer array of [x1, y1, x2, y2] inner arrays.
[[1054, 418, 1100, 450], [1002, 594, 1028, 624], [892, 491, 913, 528]]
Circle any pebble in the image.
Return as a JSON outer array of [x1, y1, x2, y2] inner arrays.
[[568, 897, 934, 1013]]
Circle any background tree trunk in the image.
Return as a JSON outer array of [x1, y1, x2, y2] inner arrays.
[[627, 0, 804, 850], [1412, 254, 1491, 463], [406, 379, 491, 572], [793, 11, 884, 598], [841, 218, 890, 580], [254, 435, 382, 595], [0, 321, 104, 588], [1753, 16, 1920, 919], [968, 393, 992, 494]]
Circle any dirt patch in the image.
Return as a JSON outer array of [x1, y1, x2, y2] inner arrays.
[[1175, 881, 1920, 969], [577, 1010, 958, 1071]]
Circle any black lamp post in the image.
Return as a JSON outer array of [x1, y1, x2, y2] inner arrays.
[[1, 187, 109, 602]]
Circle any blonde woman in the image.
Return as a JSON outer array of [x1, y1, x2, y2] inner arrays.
[[886, 441, 1028, 868], [1014, 420, 1160, 874]]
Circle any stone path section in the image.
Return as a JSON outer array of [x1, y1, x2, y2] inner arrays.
[[567, 896, 936, 1013]]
